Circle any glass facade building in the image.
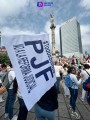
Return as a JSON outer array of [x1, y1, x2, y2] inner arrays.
[[59, 18, 83, 57]]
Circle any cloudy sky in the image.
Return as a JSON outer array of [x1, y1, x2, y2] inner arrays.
[[0, 0, 90, 53]]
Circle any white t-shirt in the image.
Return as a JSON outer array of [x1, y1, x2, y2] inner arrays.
[[70, 73, 82, 89], [54, 65, 64, 77], [8, 69, 15, 89], [80, 69, 90, 83]]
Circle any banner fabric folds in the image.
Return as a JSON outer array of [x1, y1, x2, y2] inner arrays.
[[2, 34, 56, 111]]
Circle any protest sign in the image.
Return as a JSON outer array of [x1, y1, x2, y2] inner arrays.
[[2, 34, 56, 110]]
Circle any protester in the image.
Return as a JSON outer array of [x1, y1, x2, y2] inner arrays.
[[83, 75, 90, 105], [63, 64, 70, 97], [34, 84, 58, 120], [0, 63, 7, 102], [68, 66, 82, 119], [0, 65, 27, 120], [6, 76, 28, 120], [80, 64, 90, 101], [54, 61, 64, 93], [4, 62, 17, 120]]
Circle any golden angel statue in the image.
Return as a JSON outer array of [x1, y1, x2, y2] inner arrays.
[[50, 14, 54, 24]]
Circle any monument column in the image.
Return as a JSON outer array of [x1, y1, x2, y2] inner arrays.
[[50, 14, 56, 56], [0, 31, 1, 48]]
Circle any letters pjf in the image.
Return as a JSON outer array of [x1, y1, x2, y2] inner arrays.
[[2, 34, 56, 110]]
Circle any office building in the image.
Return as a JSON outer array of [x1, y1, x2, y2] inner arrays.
[[59, 17, 83, 58]]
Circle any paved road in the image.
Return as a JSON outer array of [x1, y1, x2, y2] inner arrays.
[[0, 86, 90, 120]]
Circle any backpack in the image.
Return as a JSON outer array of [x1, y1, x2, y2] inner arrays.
[[2, 71, 18, 93], [83, 77, 90, 91], [65, 74, 73, 88], [1, 71, 9, 88], [0, 72, 6, 87]]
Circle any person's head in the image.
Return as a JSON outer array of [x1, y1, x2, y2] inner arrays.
[[1, 63, 7, 72], [54, 61, 58, 65], [55, 61, 59, 65], [67, 66, 71, 74], [83, 64, 90, 69], [63, 64, 68, 68], [70, 66, 76, 74], [71, 62, 75, 66], [67, 66, 76, 74]]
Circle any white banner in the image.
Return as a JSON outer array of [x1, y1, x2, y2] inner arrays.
[[2, 34, 56, 111]]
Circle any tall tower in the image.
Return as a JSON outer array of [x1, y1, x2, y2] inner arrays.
[[50, 14, 56, 56], [60, 17, 83, 58]]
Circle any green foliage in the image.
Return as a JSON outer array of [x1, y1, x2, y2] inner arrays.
[[0, 53, 10, 64]]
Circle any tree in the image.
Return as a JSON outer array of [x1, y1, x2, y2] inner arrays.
[[0, 53, 10, 64]]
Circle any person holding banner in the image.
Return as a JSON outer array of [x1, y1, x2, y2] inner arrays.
[[4, 63, 17, 120], [34, 84, 58, 120], [2, 33, 59, 120], [54, 61, 64, 93]]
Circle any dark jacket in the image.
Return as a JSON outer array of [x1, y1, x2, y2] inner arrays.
[[37, 84, 58, 111]]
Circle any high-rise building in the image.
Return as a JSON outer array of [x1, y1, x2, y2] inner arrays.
[[59, 17, 83, 58]]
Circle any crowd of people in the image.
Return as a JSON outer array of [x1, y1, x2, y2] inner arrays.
[[0, 56, 90, 120], [54, 57, 90, 119]]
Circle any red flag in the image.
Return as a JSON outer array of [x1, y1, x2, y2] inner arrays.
[[86, 55, 90, 61]]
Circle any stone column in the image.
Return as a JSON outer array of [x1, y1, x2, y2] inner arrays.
[[50, 14, 56, 56], [0, 31, 1, 48]]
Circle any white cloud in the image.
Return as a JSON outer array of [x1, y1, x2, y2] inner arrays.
[[1, 27, 35, 35], [44, 21, 51, 41], [79, 11, 90, 19], [80, 25, 90, 46], [0, 0, 28, 22], [80, 0, 90, 9], [1, 27, 36, 46]]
